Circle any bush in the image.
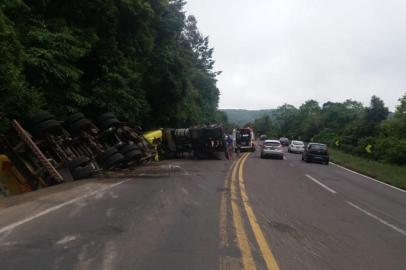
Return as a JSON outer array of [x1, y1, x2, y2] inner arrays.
[[375, 138, 406, 165], [313, 128, 338, 145]]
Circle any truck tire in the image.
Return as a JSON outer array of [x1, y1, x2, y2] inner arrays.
[[118, 144, 138, 155], [72, 165, 95, 180], [67, 156, 90, 171], [64, 112, 86, 125], [99, 118, 120, 130], [122, 149, 143, 164], [97, 112, 116, 124], [32, 119, 61, 138], [102, 153, 124, 169], [97, 147, 118, 162], [26, 111, 55, 127], [69, 118, 93, 134]]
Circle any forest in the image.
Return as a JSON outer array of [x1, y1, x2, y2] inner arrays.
[[0, 0, 224, 133], [250, 95, 406, 165]]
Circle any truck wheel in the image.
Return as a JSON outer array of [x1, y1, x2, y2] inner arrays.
[[118, 144, 139, 155], [122, 149, 143, 165], [97, 147, 119, 162], [99, 118, 120, 130], [97, 112, 116, 124], [64, 112, 86, 125], [26, 111, 55, 127], [72, 165, 95, 180], [32, 119, 61, 138], [69, 118, 93, 134], [67, 156, 90, 171], [102, 153, 125, 169]]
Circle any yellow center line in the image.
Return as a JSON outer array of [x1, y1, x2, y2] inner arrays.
[[239, 154, 281, 270], [230, 153, 257, 269], [219, 159, 236, 250]]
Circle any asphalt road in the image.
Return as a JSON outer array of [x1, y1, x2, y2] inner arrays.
[[0, 148, 405, 270]]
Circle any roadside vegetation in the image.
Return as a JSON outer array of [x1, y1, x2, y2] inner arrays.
[[329, 148, 406, 190], [0, 0, 225, 132], [244, 94, 406, 168]]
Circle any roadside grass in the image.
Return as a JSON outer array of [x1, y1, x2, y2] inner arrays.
[[329, 148, 406, 190]]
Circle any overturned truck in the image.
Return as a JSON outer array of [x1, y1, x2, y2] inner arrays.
[[0, 112, 155, 190], [160, 125, 227, 160]]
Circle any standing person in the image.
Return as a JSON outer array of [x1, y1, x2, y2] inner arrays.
[[235, 140, 241, 157], [226, 135, 233, 159]]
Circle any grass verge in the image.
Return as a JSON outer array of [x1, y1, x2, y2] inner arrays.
[[329, 148, 406, 190]]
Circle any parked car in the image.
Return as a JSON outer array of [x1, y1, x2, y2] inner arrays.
[[288, 140, 305, 153], [279, 137, 289, 146], [302, 143, 329, 164], [260, 140, 284, 159]]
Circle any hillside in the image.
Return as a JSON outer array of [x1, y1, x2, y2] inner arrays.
[[221, 109, 275, 126]]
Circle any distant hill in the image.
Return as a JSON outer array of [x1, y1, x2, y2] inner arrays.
[[221, 109, 275, 126]]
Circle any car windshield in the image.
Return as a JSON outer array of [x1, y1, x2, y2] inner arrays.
[[292, 141, 304, 145], [310, 144, 327, 150]]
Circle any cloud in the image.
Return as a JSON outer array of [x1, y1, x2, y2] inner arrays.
[[185, 0, 406, 111]]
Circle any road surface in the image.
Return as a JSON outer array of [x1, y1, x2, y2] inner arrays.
[[0, 148, 405, 270]]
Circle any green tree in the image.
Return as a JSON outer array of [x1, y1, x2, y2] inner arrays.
[[253, 115, 275, 138], [365, 95, 389, 125], [0, 6, 42, 133], [273, 104, 298, 138], [299, 99, 321, 116]]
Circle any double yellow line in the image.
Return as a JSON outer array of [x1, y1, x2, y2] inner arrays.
[[219, 153, 280, 270]]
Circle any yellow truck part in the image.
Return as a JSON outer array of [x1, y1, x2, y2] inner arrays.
[[143, 129, 163, 145], [0, 155, 32, 197], [143, 130, 163, 161]]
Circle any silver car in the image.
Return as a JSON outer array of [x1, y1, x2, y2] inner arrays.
[[260, 140, 284, 159], [288, 140, 305, 153]]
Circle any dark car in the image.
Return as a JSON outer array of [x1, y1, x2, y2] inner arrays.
[[279, 137, 289, 146], [302, 143, 329, 164]]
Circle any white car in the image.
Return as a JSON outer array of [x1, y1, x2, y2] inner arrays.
[[260, 140, 284, 159], [288, 140, 305, 153]]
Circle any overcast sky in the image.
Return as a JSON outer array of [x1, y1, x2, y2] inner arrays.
[[185, 0, 406, 111]]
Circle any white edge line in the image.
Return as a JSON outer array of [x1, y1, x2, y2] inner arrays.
[[330, 162, 405, 193], [0, 180, 130, 235], [305, 174, 337, 194], [345, 201, 406, 237]]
